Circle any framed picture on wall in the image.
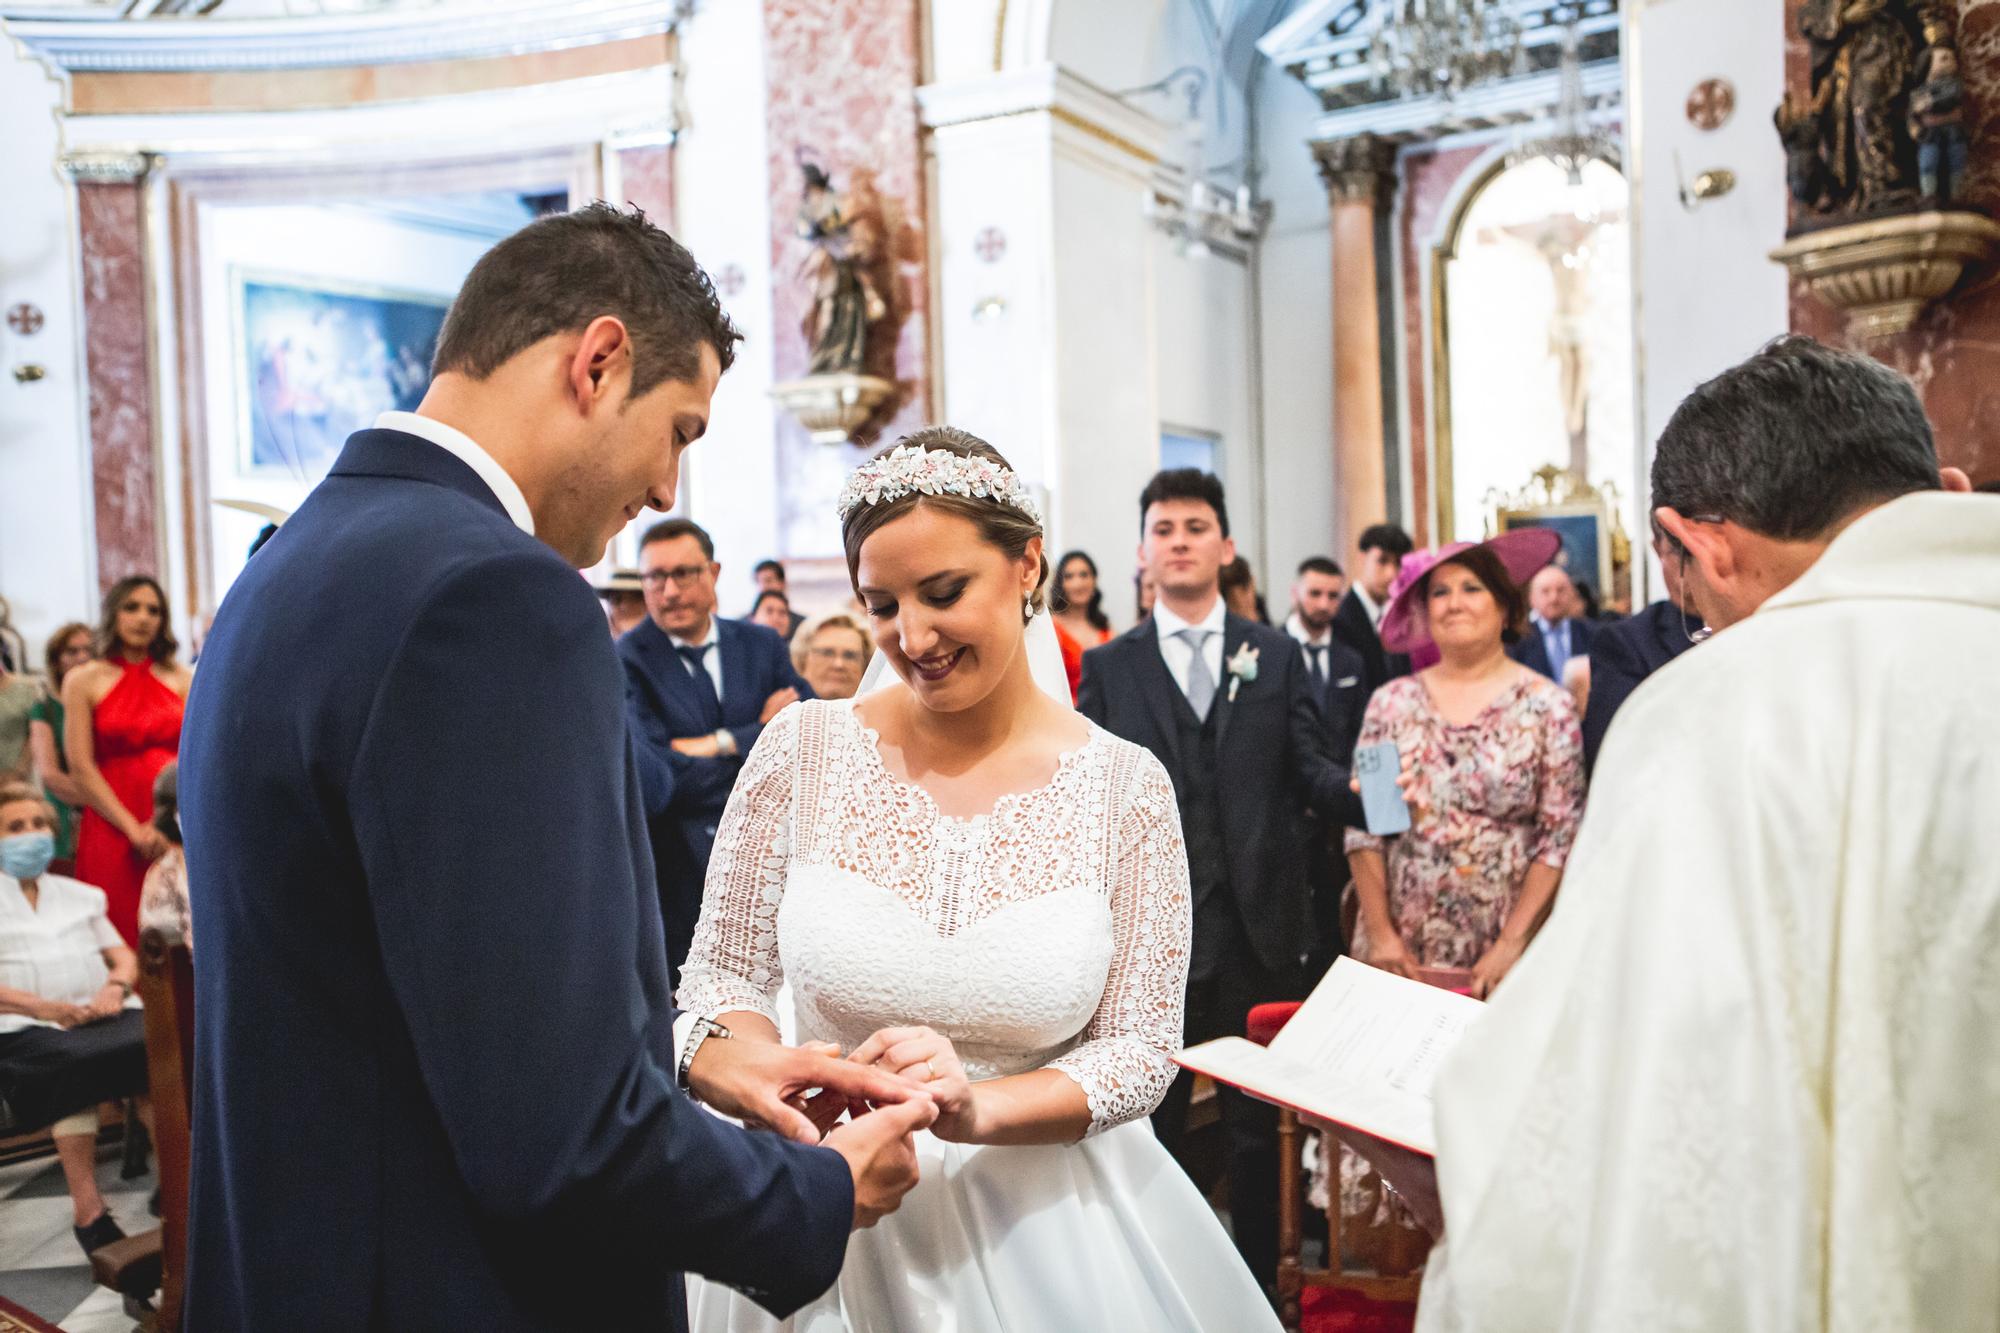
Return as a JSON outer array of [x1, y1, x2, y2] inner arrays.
[[1495, 503, 1613, 599], [230, 268, 452, 481]]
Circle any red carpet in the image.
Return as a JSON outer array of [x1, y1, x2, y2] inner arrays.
[[1300, 1286, 1418, 1333], [0, 1296, 63, 1333]]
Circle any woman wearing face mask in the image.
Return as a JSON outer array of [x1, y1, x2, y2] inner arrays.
[[65, 577, 191, 946], [680, 428, 1279, 1332], [0, 782, 149, 1259]]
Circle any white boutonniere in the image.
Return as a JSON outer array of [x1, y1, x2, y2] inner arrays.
[[1225, 643, 1260, 701]]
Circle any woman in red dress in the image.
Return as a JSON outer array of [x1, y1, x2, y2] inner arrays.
[[1050, 550, 1114, 703], [64, 576, 190, 945]]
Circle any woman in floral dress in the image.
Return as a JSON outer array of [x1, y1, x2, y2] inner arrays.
[[1337, 529, 1585, 1239]]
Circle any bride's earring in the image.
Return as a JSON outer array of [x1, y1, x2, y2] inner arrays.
[[1023, 597, 1034, 623]]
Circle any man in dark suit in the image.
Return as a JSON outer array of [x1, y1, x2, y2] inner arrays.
[[1511, 563, 1597, 681], [1331, 522, 1414, 690], [178, 203, 929, 1331], [1285, 556, 1370, 979], [1582, 524, 1704, 774], [621, 518, 810, 977], [1079, 470, 1360, 1293]]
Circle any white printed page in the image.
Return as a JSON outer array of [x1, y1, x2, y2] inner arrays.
[[1177, 958, 1484, 1156]]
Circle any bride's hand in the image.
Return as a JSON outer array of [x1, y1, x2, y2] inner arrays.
[[848, 1025, 976, 1142], [788, 1042, 854, 1139]]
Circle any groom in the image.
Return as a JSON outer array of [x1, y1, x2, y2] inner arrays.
[[180, 204, 932, 1330], [1078, 468, 1362, 1291]]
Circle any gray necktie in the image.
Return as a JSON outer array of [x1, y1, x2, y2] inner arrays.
[[1177, 628, 1217, 721]]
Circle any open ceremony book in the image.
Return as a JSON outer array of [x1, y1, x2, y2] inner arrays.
[[1176, 957, 1484, 1157]]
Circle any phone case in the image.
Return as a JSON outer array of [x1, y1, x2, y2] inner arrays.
[[1355, 741, 1412, 836]]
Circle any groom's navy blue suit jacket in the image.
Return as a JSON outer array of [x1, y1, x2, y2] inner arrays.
[[179, 428, 851, 1331]]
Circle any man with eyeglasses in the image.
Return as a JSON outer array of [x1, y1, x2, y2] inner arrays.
[[1375, 336, 1995, 1332], [621, 518, 812, 979]]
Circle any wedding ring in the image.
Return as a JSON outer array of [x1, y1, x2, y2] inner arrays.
[[924, 1059, 936, 1080]]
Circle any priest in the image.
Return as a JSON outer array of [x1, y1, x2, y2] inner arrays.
[[1402, 338, 1996, 1331]]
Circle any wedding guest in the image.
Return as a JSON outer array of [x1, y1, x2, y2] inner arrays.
[[1581, 519, 1705, 775], [28, 623, 94, 875], [622, 518, 811, 977], [1339, 530, 1582, 1240], [1135, 567, 1157, 620], [594, 568, 648, 638], [1410, 336, 1993, 1331], [137, 761, 189, 950], [1286, 557, 1369, 977], [1511, 564, 1596, 682], [0, 782, 148, 1258], [64, 576, 188, 946], [1080, 468, 1360, 1291], [790, 610, 871, 701], [749, 590, 794, 638], [1333, 523, 1414, 690], [1051, 550, 1113, 651], [752, 559, 807, 639], [0, 648, 39, 783], [1220, 557, 1270, 624]]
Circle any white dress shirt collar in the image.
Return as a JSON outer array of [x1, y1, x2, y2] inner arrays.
[[1352, 583, 1385, 627], [1284, 611, 1332, 648], [669, 618, 721, 654], [375, 411, 535, 536], [1152, 595, 1227, 642]]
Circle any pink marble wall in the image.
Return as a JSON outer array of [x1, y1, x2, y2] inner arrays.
[[78, 182, 159, 593], [1786, 0, 2000, 483], [762, 0, 931, 549], [618, 143, 676, 226], [1397, 144, 1488, 546]]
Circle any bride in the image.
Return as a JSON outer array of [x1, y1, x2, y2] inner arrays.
[[679, 427, 1280, 1331]]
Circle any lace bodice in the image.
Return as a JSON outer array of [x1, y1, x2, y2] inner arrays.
[[677, 699, 1192, 1135]]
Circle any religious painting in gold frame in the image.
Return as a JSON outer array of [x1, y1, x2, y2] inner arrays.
[[1487, 464, 1630, 606]]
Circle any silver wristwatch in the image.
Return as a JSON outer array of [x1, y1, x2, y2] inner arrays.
[[677, 1015, 732, 1098]]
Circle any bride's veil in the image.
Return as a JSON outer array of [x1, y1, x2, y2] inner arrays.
[[855, 609, 1074, 708]]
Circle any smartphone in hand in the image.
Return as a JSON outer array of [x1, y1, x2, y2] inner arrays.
[[1355, 741, 1411, 836]]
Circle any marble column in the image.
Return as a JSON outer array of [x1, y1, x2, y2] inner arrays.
[[1312, 134, 1401, 558], [70, 152, 159, 596]]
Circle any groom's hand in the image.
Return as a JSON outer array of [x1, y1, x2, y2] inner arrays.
[[688, 1037, 931, 1144], [823, 1097, 935, 1230]]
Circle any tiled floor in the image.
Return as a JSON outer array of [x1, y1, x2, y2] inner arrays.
[[0, 1147, 154, 1331]]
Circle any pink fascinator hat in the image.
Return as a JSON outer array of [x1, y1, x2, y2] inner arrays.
[[1378, 528, 1563, 654]]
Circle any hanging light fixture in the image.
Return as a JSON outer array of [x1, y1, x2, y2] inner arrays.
[[1369, 0, 1526, 105], [1509, 10, 1619, 186]]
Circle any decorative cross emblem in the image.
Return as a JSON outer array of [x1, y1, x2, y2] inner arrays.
[[715, 264, 746, 298], [1686, 79, 1736, 132], [5, 304, 43, 337], [973, 226, 1007, 264]]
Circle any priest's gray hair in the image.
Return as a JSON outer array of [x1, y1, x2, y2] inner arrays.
[[1651, 335, 1939, 543]]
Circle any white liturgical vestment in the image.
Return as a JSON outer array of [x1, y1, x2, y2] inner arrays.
[[1416, 492, 2000, 1332]]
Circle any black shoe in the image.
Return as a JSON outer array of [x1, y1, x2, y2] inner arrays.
[[73, 1210, 126, 1257]]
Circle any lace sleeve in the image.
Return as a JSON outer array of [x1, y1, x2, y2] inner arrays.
[[674, 703, 801, 1024], [1048, 746, 1192, 1135]]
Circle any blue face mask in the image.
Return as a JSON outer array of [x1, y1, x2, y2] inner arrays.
[[0, 833, 55, 882]]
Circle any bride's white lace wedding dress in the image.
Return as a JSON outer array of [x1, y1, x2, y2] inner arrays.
[[679, 697, 1280, 1332]]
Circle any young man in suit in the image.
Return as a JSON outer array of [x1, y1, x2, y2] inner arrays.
[[623, 518, 810, 977], [1581, 522, 1704, 774], [1331, 522, 1414, 690], [1511, 563, 1597, 681], [1285, 556, 1370, 978], [1078, 470, 1361, 1293], [179, 203, 929, 1331], [752, 558, 808, 640]]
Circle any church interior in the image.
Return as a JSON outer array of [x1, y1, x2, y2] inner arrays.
[[0, 1, 1994, 1330]]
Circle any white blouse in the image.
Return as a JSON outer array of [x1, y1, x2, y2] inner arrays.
[[0, 874, 130, 1035]]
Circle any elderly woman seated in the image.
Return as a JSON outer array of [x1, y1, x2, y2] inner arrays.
[[0, 781, 149, 1257], [789, 609, 872, 701], [138, 762, 188, 950]]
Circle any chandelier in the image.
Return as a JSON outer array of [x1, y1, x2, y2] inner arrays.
[[1509, 13, 1618, 185], [1369, 0, 1526, 104]]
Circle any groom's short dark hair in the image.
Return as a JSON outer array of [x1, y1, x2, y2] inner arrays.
[[432, 202, 742, 398], [1139, 468, 1231, 536]]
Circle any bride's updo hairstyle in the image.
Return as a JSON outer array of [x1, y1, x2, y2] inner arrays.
[[840, 426, 1050, 618]]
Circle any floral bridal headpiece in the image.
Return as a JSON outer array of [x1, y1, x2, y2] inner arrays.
[[836, 444, 1044, 528]]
